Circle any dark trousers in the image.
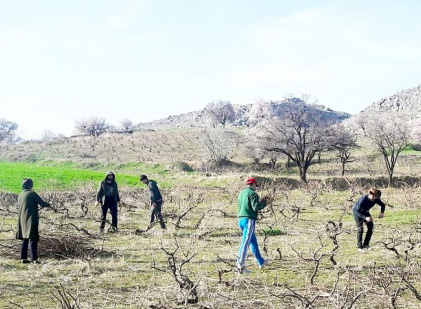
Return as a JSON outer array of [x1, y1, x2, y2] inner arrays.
[[100, 201, 118, 229], [20, 238, 38, 261], [150, 201, 166, 229], [354, 212, 374, 248]]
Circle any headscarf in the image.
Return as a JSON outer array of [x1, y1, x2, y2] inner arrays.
[[22, 178, 33, 190]]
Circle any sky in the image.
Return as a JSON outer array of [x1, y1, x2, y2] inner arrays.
[[1, 0, 420, 139]]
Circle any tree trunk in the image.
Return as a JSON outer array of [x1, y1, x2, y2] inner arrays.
[[299, 166, 308, 182], [341, 161, 345, 176]]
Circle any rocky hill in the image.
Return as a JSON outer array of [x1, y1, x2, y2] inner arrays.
[[136, 98, 350, 129], [350, 85, 421, 122]]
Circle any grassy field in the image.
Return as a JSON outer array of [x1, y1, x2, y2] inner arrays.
[[1, 130, 421, 308], [0, 175, 420, 308], [0, 161, 143, 193]]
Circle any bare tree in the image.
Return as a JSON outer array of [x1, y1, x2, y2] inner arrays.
[[75, 117, 109, 137], [120, 118, 134, 134], [0, 118, 18, 143], [410, 117, 421, 150], [247, 100, 274, 126], [42, 130, 56, 143], [362, 115, 410, 186], [258, 96, 333, 182], [204, 100, 235, 127], [200, 128, 238, 163], [328, 124, 359, 176], [152, 239, 199, 305]]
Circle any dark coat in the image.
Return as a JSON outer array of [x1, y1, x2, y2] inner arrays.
[[147, 180, 162, 203], [97, 171, 120, 204], [352, 194, 386, 220], [16, 190, 50, 241]]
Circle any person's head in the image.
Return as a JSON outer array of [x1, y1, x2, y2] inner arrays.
[[368, 187, 381, 201], [140, 174, 148, 184], [106, 171, 115, 182], [246, 177, 258, 190], [22, 178, 33, 190]]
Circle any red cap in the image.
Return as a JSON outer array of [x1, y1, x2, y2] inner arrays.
[[246, 178, 258, 187]]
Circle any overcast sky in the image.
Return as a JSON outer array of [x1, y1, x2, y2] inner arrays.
[[1, 0, 420, 139]]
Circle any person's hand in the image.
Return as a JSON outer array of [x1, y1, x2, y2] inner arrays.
[[261, 196, 273, 204], [95, 201, 100, 207], [152, 202, 157, 208], [366, 216, 372, 222], [379, 213, 385, 218], [261, 197, 273, 205]]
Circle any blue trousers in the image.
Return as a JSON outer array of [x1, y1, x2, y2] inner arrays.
[[236, 218, 264, 268]]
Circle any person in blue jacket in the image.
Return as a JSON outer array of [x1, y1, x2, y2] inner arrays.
[[352, 187, 385, 251]]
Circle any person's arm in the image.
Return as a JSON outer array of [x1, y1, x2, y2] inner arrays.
[[96, 182, 104, 203], [115, 183, 121, 203], [250, 192, 266, 212], [34, 193, 51, 208], [353, 196, 368, 220], [377, 199, 386, 217]]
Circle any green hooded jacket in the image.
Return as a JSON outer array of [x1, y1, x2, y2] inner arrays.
[[237, 187, 266, 220], [16, 190, 50, 241]]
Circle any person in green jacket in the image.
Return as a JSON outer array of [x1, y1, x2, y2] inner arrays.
[[235, 178, 272, 273], [16, 178, 51, 263]]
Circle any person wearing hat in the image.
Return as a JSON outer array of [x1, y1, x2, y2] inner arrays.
[[140, 175, 166, 229], [235, 177, 272, 273], [352, 187, 386, 251], [96, 171, 121, 233], [16, 178, 51, 264]]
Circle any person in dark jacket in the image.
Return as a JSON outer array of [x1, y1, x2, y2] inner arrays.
[[235, 178, 272, 273], [97, 171, 120, 232], [140, 175, 166, 229], [16, 178, 51, 263], [352, 187, 385, 251]]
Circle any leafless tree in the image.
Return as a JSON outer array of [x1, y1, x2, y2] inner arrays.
[[361, 115, 410, 186], [200, 128, 238, 163], [204, 100, 235, 127], [247, 100, 274, 127], [51, 283, 82, 309], [290, 235, 331, 285], [41, 130, 56, 143], [0, 118, 18, 143], [152, 239, 199, 305], [120, 118, 134, 134], [328, 124, 359, 176], [75, 117, 109, 137], [409, 117, 421, 142], [258, 96, 333, 182]]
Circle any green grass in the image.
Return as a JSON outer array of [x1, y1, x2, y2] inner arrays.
[[0, 161, 141, 193], [261, 228, 286, 236], [0, 161, 242, 193]]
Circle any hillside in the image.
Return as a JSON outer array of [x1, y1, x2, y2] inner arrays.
[[136, 98, 350, 129], [347, 85, 421, 124]]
